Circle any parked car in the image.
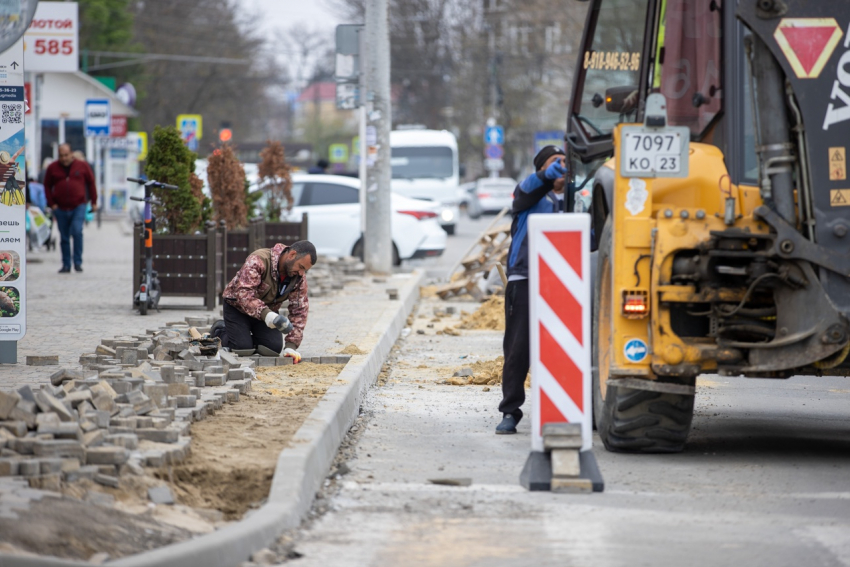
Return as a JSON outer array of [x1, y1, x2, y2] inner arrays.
[[459, 182, 483, 219], [475, 177, 517, 213], [255, 174, 446, 265]]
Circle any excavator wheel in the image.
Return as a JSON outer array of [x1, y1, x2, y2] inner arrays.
[[592, 219, 695, 453]]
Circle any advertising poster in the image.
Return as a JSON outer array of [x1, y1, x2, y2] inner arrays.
[[0, 39, 26, 341]]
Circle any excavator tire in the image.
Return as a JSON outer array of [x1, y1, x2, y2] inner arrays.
[[592, 219, 695, 453]]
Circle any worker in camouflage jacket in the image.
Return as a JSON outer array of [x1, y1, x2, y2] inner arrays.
[[212, 241, 317, 363]]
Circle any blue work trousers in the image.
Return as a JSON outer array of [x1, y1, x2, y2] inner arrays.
[[54, 204, 87, 269]]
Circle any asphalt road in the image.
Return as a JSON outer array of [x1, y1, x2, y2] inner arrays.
[[271, 220, 850, 567]]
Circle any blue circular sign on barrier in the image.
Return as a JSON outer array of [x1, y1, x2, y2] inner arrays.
[[624, 339, 648, 363]]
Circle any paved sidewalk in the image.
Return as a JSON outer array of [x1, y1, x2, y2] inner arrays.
[[2, 218, 402, 391]]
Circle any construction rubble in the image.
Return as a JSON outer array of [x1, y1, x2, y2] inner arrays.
[[0, 315, 351, 490]]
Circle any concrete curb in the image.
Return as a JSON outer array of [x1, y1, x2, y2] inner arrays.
[[0, 270, 424, 567]]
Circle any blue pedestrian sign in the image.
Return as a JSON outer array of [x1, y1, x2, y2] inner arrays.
[[485, 144, 504, 160], [624, 339, 648, 363], [534, 130, 564, 154], [484, 125, 504, 146], [84, 99, 111, 137]]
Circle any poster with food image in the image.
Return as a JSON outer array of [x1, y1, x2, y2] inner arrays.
[[0, 250, 19, 281], [0, 38, 26, 340], [0, 286, 19, 317]]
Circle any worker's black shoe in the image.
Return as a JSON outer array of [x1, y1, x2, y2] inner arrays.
[[210, 319, 226, 339], [74, 265, 83, 272], [495, 414, 518, 435], [58, 267, 71, 273]]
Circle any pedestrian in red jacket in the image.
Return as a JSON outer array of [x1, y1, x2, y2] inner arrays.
[[44, 144, 98, 273]]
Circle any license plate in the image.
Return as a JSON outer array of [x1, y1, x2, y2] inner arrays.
[[620, 126, 690, 178]]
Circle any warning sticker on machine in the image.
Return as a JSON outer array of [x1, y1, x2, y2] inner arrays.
[[830, 189, 850, 206], [829, 147, 846, 181]]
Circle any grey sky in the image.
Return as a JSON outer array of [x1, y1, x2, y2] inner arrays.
[[245, 0, 342, 36]]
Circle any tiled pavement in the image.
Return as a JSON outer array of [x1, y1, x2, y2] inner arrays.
[[1, 218, 406, 391]]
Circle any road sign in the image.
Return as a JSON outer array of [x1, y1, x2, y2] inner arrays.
[[84, 99, 111, 137], [485, 144, 504, 160], [529, 214, 591, 453], [624, 339, 648, 363], [534, 131, 563, 154], [110, 115, 127, 138], [177, 114, 202, 152], [329, 143, 349, 164], [484, 125, 504, 146], [24, 2, 79, 73], [484, 158, 504, 171], [127, 131, 147, 161], [336, 82, 359, 110]]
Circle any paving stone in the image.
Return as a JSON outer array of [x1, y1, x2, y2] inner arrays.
[[135, 428, 178, 443], [34, 391, 74, 422], [276, 357, 293, 366], [86, 446, 129, 465], [26, 355, 59, 366], [83, 430, 106, 447], [95, 345, 116, 357], [550, 449, 581, 477], [64, 390, 93, 407], [8, 407, 36, 429], [49, 368, 85, 386], [64, 465, 98, 482], [61, 458, 80, 473], [94, 473, 120, 488], [166, 382, 189, 396], [28, 473, 62, 491], [542, 423, 582, 437], [9, 437, 35, 455], [0, 421, 27, 437], [225, 390, 240, 403], [0, 458, 18, 476], [147, 485, 174, 504], [18, 460, 41, 476], [320, 356, 336, 364], [227, 368, 247, 381], [37, 422, 83, 441], [105, 434, 138, 450], [84, 490, 115, 506], [0, 391, 20, 419], [204, 373, 226, 387], [143, 384, 169, 408], [258, 357, 276, 367], [33, 439, 85, 460], [92, 394, 117, 415], [39, 458, 64, 475], [174, 395, 196, 408]]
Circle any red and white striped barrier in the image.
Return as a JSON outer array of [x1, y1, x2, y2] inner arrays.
[[528, 213, 591, 452]]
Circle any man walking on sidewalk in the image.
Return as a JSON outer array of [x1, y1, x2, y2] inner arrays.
[[496, 146, 567, 434], [44, 144, 97, 273], [212, 241, 316, 363]]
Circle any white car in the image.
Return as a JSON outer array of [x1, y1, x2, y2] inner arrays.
[[475, 177, 517, 213], [257, 174, 446, 265]]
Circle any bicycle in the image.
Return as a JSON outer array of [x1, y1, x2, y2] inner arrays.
[[127, 177, 177, 315]]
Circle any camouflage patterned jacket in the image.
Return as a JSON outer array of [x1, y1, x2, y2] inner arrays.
[[222, 243, 309, 349]]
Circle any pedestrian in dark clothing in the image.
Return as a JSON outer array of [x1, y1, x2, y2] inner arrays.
[[496, 146, 567, 434], [212, 240, 316, 362], [307, 159, 329, 174], [44, 143, 97, 273]]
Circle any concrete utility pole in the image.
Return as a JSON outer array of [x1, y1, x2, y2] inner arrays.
[[363, 0, 393, 274]]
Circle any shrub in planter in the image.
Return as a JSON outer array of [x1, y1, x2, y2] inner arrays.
[[258, 140, 292, 221], [145, 125, 206, 234], [207, 144, 248, 229]]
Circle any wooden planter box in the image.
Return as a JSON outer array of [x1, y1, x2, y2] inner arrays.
[[132, 221, 224, 310], [219, 214, 309, 296]]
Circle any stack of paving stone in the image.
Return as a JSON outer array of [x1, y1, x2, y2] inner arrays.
[[0, 315, 258, 488], [0, 314, 355, 489], [307, 256, 365, 298], [543, 423, 591, 493]]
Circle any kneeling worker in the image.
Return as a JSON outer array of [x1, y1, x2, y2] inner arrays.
[[212, 240, 317, 363]]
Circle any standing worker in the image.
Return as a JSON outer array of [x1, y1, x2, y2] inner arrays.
[[212, 240, 317, 362], [496, 146, 567, 434], [44, 143, 97, 273]]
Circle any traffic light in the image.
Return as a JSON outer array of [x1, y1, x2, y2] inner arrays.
[[219, 128, 232, 143]]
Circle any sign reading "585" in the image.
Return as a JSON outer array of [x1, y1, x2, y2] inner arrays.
[[24, 2, 79, 73]]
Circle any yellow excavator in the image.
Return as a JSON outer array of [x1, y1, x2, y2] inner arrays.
[[566, 0, 850, 452]]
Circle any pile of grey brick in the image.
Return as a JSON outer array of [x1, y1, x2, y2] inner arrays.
[[0, 315, 254, 489], [0, 314, 355, 492], [307, 256, 365, 298]]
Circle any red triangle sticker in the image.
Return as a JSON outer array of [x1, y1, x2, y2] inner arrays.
[[781, 26, 838, 75]]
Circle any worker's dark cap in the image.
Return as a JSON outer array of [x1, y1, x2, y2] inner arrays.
[[533, 145, 565, 171]]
